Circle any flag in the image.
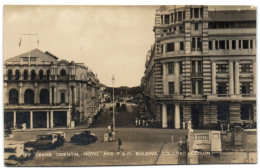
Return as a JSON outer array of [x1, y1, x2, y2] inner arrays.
[[19, 37, 21, 47]]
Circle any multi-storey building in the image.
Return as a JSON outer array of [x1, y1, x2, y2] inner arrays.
[[142, 5, 256, 129], [4, 49, 100, 129]]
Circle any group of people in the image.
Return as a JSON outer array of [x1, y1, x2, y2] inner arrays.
[[135, 118, 157, 127]]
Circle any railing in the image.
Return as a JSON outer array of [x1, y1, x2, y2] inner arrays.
[[217, 94, 231, 97], [190, 72, 203, 77], [242, 94, 256, 97]]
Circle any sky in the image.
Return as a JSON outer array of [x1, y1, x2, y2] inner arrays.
[[3, 5, 256, 87]]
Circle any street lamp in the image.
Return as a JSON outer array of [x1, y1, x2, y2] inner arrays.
[[112, 74, 116, 132]]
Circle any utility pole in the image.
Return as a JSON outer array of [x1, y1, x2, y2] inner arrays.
[[112, 74, 116, 132]]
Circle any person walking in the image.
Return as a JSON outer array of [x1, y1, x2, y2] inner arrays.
[[118, 138, 122, 152]]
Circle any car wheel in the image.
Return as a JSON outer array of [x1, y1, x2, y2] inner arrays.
[[8, 155, 17, 160]]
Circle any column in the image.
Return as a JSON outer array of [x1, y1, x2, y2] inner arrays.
[[54, 86, 57, 104], [195, 61, 198, 73], [212, 40, 216, 51], [73, 86, 77, 105], [46, 111, 49, 128], [234, 61, 240, 94], [67, 110, 71, 128], [253, 60, 256, 94], [49, 86, 52, 105], [175, 62, 180, 94], [50, 110, 53, 128], [79, 83, 82, 106], [13, 111, 16, 129], [30, 111, 33, 129], [4, 83, 8, 104], [229, 40, 232, 50], [18, 83, 23, 104], [175, 104, 181, 129], [229, 61, 234, 94], [212, 61, 216, 94], [34, 82, 38, 104], [163, 63, 167, 94], [69, 86, 72, 105], [162, 103, 167, 128], [195, 80, 199, 95]]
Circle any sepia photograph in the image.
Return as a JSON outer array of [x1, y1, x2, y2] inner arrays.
[[2, 2, 257, 167]]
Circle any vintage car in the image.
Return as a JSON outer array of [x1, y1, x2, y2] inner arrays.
[[70, 130, 97, 145], [4, 143, 25, 161], [35, 132, 66, 149], [4, 159, 21, 167]]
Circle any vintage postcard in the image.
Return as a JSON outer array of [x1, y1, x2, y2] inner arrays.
[[3, 5, 257, 166]]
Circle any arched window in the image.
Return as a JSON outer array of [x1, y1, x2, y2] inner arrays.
[[9, 89, 19, 104], [15, 70, 20, 80], [46, 70, 50, 80], [7, 70, 12, 80], [31, 70, 36, 80], [60, 69, 66, 76], [39, 70, 44, 80], [23, 70, 28, 80], [24, 89, 34, 104], [40, 89, 49, 104]]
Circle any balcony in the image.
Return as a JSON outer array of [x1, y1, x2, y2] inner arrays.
[[207, 94, 256, 101], [156, 94, 184, 101], [190, 72, 203, 78]]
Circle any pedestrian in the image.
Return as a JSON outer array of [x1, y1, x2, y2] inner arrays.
[[178, 138, 183, 152], [118, 138, 122, 152], [142, 119, 145, 126], [108, 124, 111, 133], [138, 119, 141, 126], [9, 127, 14, 139], [135, 118, 138, 126]]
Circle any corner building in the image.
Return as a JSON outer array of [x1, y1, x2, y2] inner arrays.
[[142, 5, 256, 129], [4, 49, 100, 129]]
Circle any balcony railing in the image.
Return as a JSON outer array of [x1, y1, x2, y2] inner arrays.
[[190, 72, 203, 78]]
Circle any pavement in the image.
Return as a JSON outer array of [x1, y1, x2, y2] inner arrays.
[[4, 103, 257, 166]]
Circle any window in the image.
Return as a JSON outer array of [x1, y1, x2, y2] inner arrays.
[[7, 70, 12, 80], [198, 80, 203, 94], [200, 8, 203, 18], [60, 69, 66, 76], [217, 64, 228, 73], [218, 103, 229, 120], [168, 62, 174, 74], [180, 82, 183, 94], [241, 104, 253, 120], [61, 92, 65, 103], [241, 82, 251, 94], [174, 27, 176, 31], [24, 89, 34, 104], [165, 15, 170, 24], [250, 40, 253, 49], [197, 38, 202, 51], [215, 41, 219, 50], [192, 61, 196, 73], [171, 13, 173, 23], [179, 26, 183, 33], [232, 40, 236, 49], [22, 57, 28, 61], [23, 70, 28, 80], [209, 41, 212, 50], [183, 11, 185, 20], [191, 38, 196, 51], [192, 80, 196, 94], [180, 42, 184, 50], [226, 40, 229, 50], [217, 82, 227, 94], [46, 70, 50, 80], [15, 70, 20, 80], [166, 43, 174, 52], [239, 40, 242, 49], [198, 61, 202, 73], [161, 45, 164, 53], [39, 70, 44, 80], [31, 70, 36, 80], [168, 82, 175, 94], [174, 12, 177, 22], [179, 61, 183, 73], [243, 40, 249, 49], [161, 15, 163, 24], [9, 89, 19, 104], [194, 8, 199, 18], [190, 8, 193, 18], [30, 57, 36, 61], [195, 23, 198, 30], [178, 12, 182, 21], [219, 40, 225, 50], [241, 64, 251, 73]]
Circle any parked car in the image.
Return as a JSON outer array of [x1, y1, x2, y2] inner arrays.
[[4, 143, 25, 161], [70, 130, 97, 145], [35, 132, 66, 149], [4, 159, 21, 167]]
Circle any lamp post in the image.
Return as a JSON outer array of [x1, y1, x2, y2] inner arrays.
[[112, 74, 116, 132]]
